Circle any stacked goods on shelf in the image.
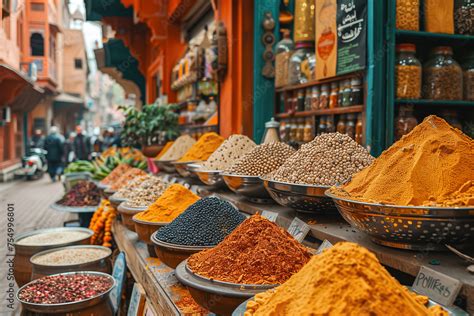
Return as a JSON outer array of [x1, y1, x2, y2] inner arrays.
[[187, 215, 311, 285], [89, 200, 117, 247], [157, 135, 196, 161], [244, 242, 448, 315], [108, 168, 148, 191], [177, 132, 224, 163], [201, 135, 256, 171], [57, 181, 101, 207]]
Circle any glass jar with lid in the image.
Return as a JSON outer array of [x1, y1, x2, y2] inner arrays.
[[311, 86, 320, 110], [275, 29, 295, 88], [326, 115, 336, 132], [304, 87, 313, 110], [395, 105, 418, 140], [422, 46, 463, 100], [303, 119, 313, 142], [345, 114, 356, 139], [329, 82, 339, 109], [337, 115, 346, 134], [317, 117, 327, 135], [319, 84, 330, 109], [396, 44, 422, 99], [350, 77, 363, 105], [289, 42, 315, 84], [462, 51, 474, 101], [342, 80, 352, 107]]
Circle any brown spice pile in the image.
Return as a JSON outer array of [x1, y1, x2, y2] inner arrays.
[[187, 215, 311, 285]]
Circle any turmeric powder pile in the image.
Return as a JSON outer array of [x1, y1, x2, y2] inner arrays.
[[245, 242, 447, 316], [177, 132, 224, 162], [333, 116, 474, 206], [134, 184, 200, 223], [156, 141, 174, 159]]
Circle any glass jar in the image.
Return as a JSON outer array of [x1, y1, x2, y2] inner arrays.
[[350, 77, 363, 105], [280, 120, 288, 142], [311, 86, 320, 110], [303, 119, 313, 142], [462, 51, 474, 101], [319, 84, 330, 109], [289, 42, 315, 84], [326, 115, 335, 132], [342, 80, 352, 107], [355, 113, 363, 144], [290, 119, 298, 141], [329, 82, 339, 109], [396, 0, 419, 31], [337, 115, 346, 134], [337, 81, 344, 107], [441, 110, 463, 130], [455, 0, 474, 35], [395, 105, 418, 140], [297, 118, 305, 141], [396, 44, 422, 99], [297, 89, 306, 111], [345, 114, 356, 139], [317, 117, 327, 135], [423, 46, 463, 100], [275, 29, 295, 88], [294, 0, 316, 42], [304, 87, 313, 110], [301, 52, 316, 82]]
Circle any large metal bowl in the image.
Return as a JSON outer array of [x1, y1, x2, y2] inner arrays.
[[194, 168, 225, 188], [109, 195, 127, 209], [221, 173, 273, 204], [176, 260, 276, 315], [155, 159, 176, 173], [262, 178, 337, 214], [326, 191, 474, 251], [17, 271, 115, 314], [117, 203, 148, 231], [172, 160, 201, 179], [132, 216, 168, 245]]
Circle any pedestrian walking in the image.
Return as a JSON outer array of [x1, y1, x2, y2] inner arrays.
[[43, 126, 64, 182], [73, 126, 91, 161]]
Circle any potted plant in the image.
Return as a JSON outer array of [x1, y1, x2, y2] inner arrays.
[[120, 103, 179, 157]]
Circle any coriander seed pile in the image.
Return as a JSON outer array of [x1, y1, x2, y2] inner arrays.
[[202, 135, 256, 171], [226, 142, 295, 176], [273, 133, 374, 186]]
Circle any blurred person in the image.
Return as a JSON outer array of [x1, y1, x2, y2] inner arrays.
[[91, 127, 103, 153], [73, 126, 91, 161], [63, 132, 76, 164], [30, 129, 45, 149], [103, 127, 116, 148], [43, 126, 65, 182]]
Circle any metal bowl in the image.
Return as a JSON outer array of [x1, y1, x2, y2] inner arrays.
[[30, 245, 112, 280], [172, 160, 200, 178], [117, 203, 148, 231], [326, 191, 474, 251], [17, 271, 115, 314], [195, 168, 225, 188], [262, 178, 337, 214], [103, 188, 116, 198], [155, 159, 176, 173], [221, 173, 273, 204], [151, 233, 213, 269], [176, 260, 276, 315], [97, 182, 110, 190], [109, 195, 127, 209], [132, 216, 168, 245], [50, 202, 99, 213]]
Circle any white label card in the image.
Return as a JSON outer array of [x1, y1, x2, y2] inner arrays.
[[261, 211, 278, 222], [287, 217, 310, 242], [412, 266, 462, 306], [316, 239, 333, 254]]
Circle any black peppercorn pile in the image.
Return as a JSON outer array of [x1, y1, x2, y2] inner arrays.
[[155, 197, 246, 246], [18, 274, 113, 304], [57, 181, 101, 206], [226, 142, 295, 176]]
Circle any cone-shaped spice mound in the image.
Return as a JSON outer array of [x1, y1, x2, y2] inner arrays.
[[333, 115, 474, 206], [187, 215, 312, 285], [177, 132, 224, 162], [245, 242, 447, 316]]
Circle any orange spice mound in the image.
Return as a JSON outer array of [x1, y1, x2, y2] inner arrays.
[[170, 285, 208, 315], [100, 163, 131, 185], [156, 141, 174, 159], [244, 242, 448, 316], [187, 215, 312, 285], [177, 132, 224, 162], [109, 168, 147, 190], [134, 184, 200, 223], [333, 116, 474, 206]]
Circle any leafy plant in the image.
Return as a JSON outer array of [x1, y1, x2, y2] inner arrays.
[[119, 103, 179, 147]]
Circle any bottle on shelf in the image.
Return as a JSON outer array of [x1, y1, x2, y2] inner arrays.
[[297, 118, 305, 141], [355, 113, 363, 144], [395, 105, 418, 141], [345, 114, 356, 139], [303, 118, 314, 142], [326, 115, 336, 132], [304, 87, 313, 110], [297, 89, 306, 111], [342, 79, 352, 107], [337, 81, 344, 107], [319, 84, 330, 109], [317, 116, 327, 135], [350, 77, 363, 105], [275, 29, 295, 88], [337, 114, 346, 134], [395, 44, 422, 100], [311, 85, 320, 110], [329, 82, 339, 109]]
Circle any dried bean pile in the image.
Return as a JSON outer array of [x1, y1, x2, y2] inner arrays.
[[188, 214, 312, 285], [226, 142, 295, 176], [455, 3, 474, 35], [124, 177, 169, 207], [32, 247, 110, 266], [273, 133, 374, 186], [17, 230, 90, 246], [57, 181, 101, 206], [18, 274, 113, 304], [202, 135, 256, 171], [112, 175, 151, 199], [155, 197, 246, 246]]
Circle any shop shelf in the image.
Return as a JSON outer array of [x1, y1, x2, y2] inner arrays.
[[395, 30, 474, 46], [275, 72, 363, 93], [396, 99, 474, 107], [275, 105, 364, 119]]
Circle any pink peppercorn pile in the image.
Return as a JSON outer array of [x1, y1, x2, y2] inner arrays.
[[18, 274, 113, 304]]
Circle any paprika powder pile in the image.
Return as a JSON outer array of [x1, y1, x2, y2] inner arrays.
[[244, 242, 447, 316], [109, 168, 147, 190], [332, 116, 474, 206], [100, 163, 131, 185], [177, 132, 224, 162], [187, 215, 311, 285]]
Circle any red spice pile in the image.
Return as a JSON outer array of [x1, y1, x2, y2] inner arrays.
[[19, 274, 113, 304], [187, 214, 312, 285]]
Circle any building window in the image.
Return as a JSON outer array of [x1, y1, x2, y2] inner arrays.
[[74, 58, 83, 69], [30, 32, 44, 56], [30, 3, 44, 11]]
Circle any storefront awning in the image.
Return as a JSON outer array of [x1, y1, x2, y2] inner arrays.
[[84, 0, 132, 21], [53, 93, 86, 110], [0, 63, 44, 110]]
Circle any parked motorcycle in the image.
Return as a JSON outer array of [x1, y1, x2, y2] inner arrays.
[[15, 148, 48, 180]]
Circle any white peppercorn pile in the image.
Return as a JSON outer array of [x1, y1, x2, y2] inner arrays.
[[202, 135, 256, 171], [124, 177, 169, 207], [272, 133, 374, 186], [155, 197, 246, 246], [226, 142, 296, 176]]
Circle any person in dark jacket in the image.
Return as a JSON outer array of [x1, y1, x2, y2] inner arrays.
[[73, 126, 91, 161], [43, 126, 64, 182]]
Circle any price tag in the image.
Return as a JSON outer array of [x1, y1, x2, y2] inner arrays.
[[316, 239, 333, 255], [287, 217, 310, 242], [412, 266, 462, 306], [261, 211, 278, 222]]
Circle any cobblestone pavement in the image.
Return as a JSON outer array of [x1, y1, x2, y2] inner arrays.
[[0, 177, 76, 315]]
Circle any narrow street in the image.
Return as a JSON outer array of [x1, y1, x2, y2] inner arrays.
[[0, 177, 76, 315]]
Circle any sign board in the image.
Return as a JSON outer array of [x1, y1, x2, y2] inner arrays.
[[315, 0, 367, 79], [127, 283, 146, 316], [261, 211, 278, 222], [412, 266, 462, 306], [110, 251, 127, 313], [287, 217, 310, 242], [316, 239, 334, 254]]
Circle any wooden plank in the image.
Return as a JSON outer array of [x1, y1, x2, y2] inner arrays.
[[275, 105, 363, 119]]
